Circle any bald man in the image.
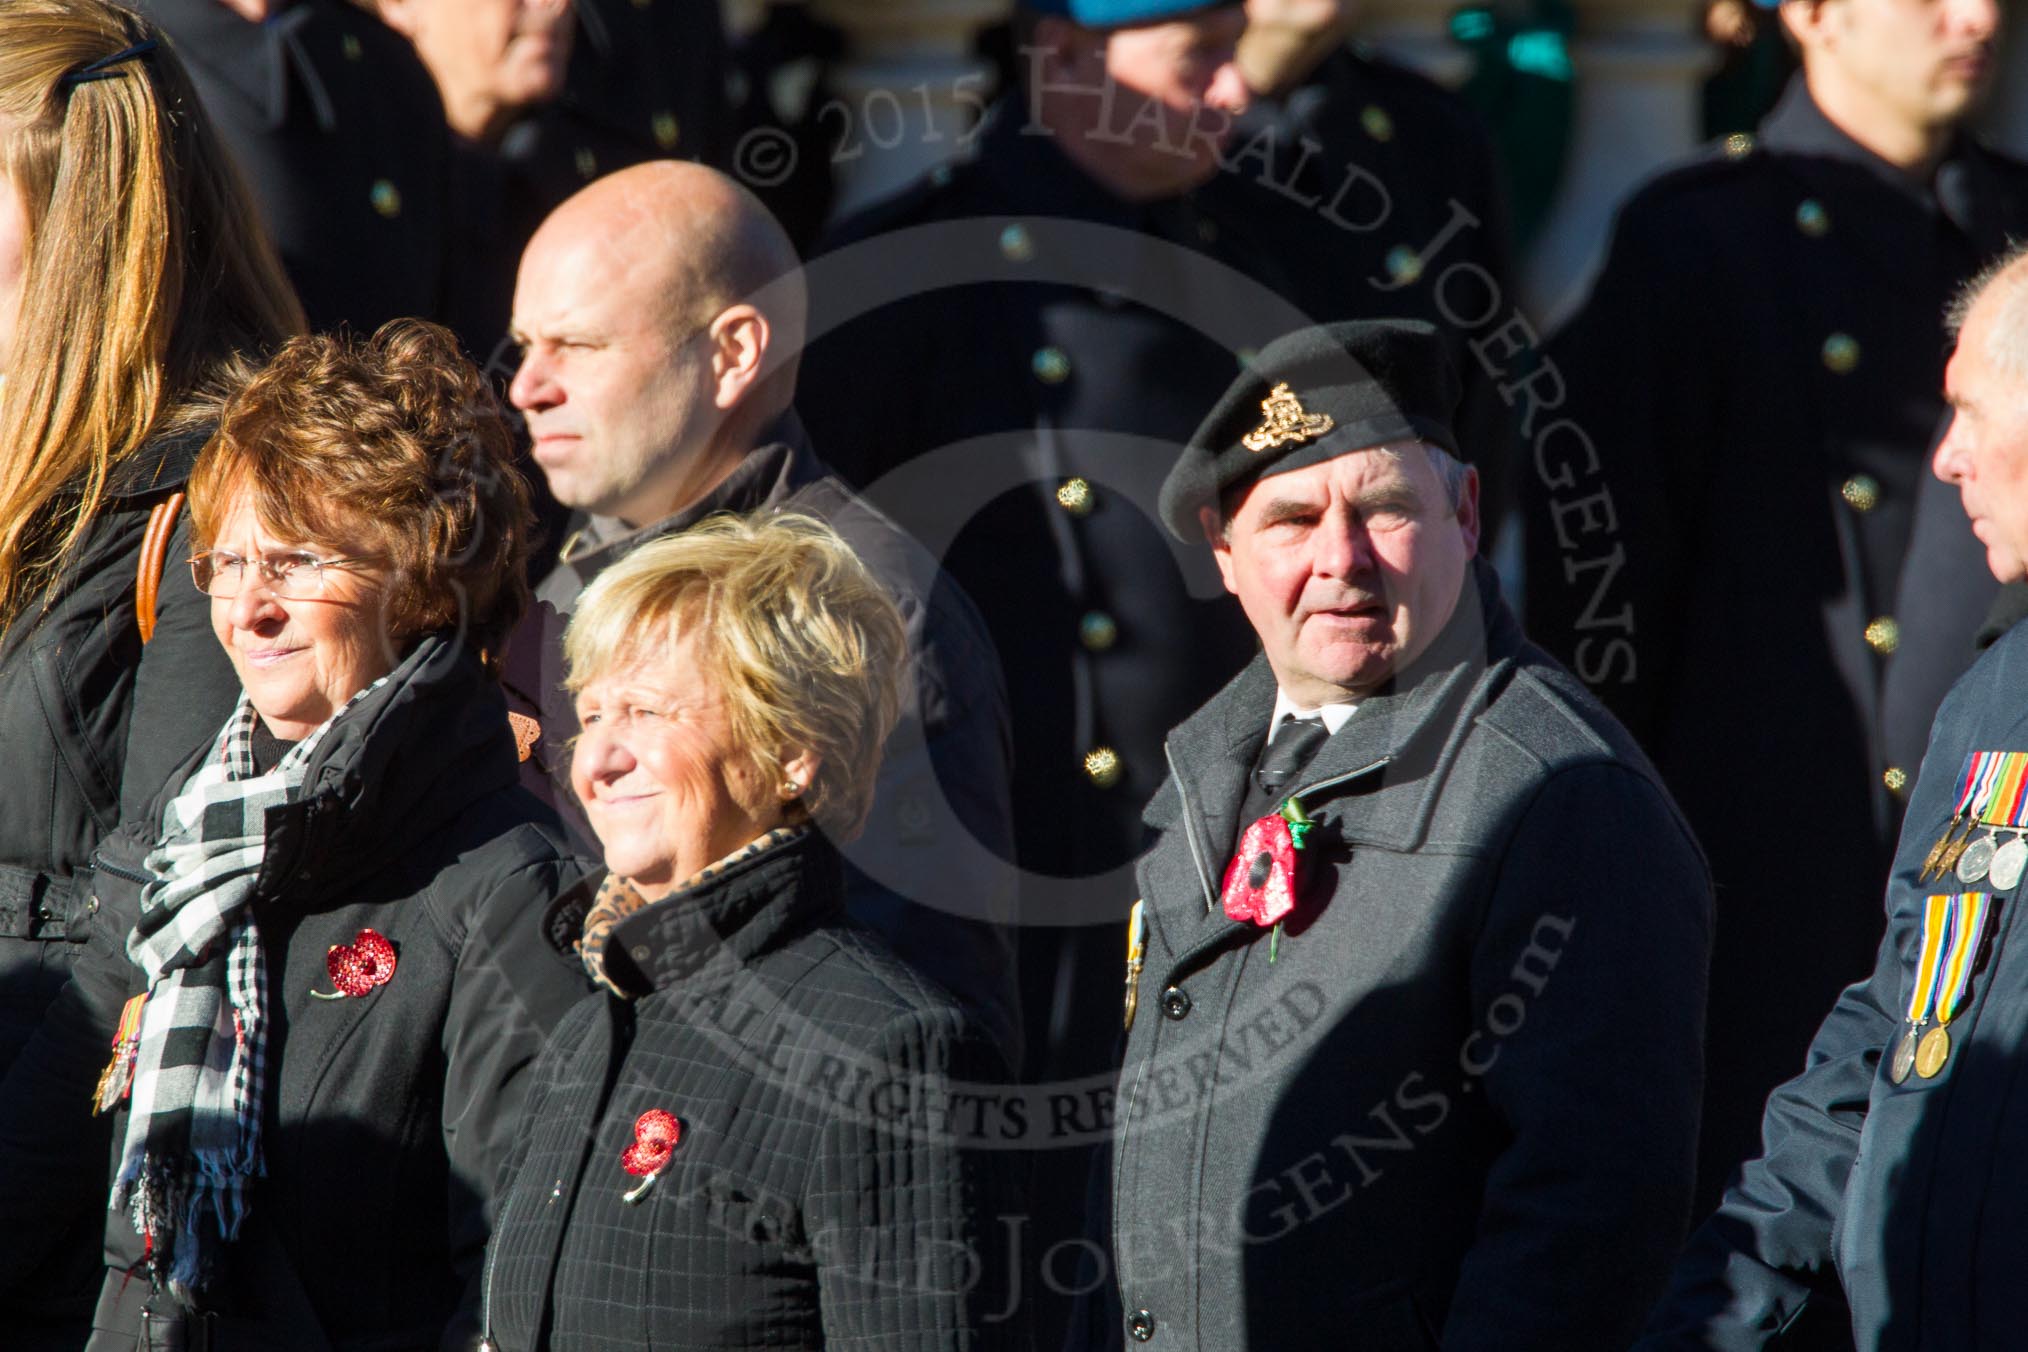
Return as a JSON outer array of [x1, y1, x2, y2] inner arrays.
[[503, 161, 1022, 1064]]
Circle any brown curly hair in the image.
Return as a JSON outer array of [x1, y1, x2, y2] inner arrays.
[[189, 320, 534, 670]]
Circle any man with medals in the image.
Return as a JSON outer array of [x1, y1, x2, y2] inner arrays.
[[1082, 321, 1712, 1350], [1640, 246, 2028, 1349]]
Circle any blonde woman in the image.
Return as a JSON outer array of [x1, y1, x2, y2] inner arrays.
[[0, 4, 299, 1343], [483, 514, 1015, 1351]]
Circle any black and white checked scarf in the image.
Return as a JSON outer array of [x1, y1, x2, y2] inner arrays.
[[112, 682, 381, 1303]]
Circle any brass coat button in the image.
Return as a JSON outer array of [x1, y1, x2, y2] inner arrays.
[[1864, 616, 1900, 655], [1056, 477, 1094, 515], [652, 111, 681, 150], [1883, 766, 1910, 796], [1822, 333, 1860, 374], [1084, 747, 1123, 789], [369, 179, 402, 218], [1841, 474, 1881, 512], [1724, 132, 1754, 158], [1080, 611, 1118, 651], [1360, 105, 1394, 141], [1795, 199, 1829, 236], [999, 224, 1034, 262], [1033, 346, 1071, 384]]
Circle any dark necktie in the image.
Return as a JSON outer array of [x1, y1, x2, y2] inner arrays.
[[1241, 715, 1330, 824]]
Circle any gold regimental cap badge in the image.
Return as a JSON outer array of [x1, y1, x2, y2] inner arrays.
[[1241, 383, 1335, 454]]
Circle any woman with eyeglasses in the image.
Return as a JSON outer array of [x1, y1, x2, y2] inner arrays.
[[0, 319, 595, 1350], [0, 2, 303, 1342]]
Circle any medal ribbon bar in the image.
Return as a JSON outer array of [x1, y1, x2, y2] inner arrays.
[[1934, 892, 1993, 1027], [1904, 894, 1956, 1028]]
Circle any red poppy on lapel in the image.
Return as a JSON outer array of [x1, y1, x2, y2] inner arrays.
[[621, 1108, 682, 1203], [1221, 814, 1301, 928], [314, 929, 397, 999]]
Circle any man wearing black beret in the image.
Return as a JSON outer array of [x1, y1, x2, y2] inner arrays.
[[1091, 319, 1714, 1350]]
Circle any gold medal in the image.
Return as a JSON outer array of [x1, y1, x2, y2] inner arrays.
[[1940, 828, 1978, 878], [1122, 900, 1146, 1032], [1890, 1026, 1920, 1084], [1915, 1023, 1952, 1079], [1921, 815, 1964, 880]]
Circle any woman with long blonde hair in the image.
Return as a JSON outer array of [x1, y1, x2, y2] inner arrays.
[[0, 0, 300, 1343]]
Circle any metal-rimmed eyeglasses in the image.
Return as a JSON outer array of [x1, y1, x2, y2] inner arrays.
[[189, 550, 377, 600]]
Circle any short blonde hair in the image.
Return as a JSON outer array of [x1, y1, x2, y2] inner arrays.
[[565, 513, 908, 840]]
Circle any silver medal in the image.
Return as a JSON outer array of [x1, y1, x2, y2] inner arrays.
[[1991, 836, 2028, 891], [1958, 833, 1997, 885]]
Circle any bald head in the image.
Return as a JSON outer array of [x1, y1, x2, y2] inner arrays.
[[510, 162, 808, 527], [527, 160, 807, 362]]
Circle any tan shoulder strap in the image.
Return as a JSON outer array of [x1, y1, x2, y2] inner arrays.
[[135, 490, 185, 645]]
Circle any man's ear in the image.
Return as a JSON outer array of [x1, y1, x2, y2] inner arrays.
[[1455, 465, 1482, 557], [377, 0, 420, 39], [1200, 504, 1241, 597], [709, 306, 771, 412], [1777, 0, 1829, 53]]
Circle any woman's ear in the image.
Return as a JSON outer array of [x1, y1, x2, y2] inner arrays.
[[778, 747, 823, 802]]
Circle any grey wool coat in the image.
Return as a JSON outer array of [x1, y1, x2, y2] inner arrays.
[[1094, 562, 1713, 1351]]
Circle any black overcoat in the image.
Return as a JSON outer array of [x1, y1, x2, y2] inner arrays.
[[1521, 77, 2028, 1205], [0, 430, 237, 1346], [481, 829, 1018, 1350], [1640, 611, 2028, 1350], [0, 634, 594, 1350], [1096, 564, 1711, 1350]]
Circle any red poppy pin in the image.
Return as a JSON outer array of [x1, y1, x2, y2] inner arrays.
[[1219, 799, 1314, 962], [312, 929, 397, 1000], [621, 1108, 682, 1204]]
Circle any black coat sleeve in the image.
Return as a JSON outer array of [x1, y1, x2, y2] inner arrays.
[[1443, 761, 1713, 1350], [809, 1004, 1018, 1351], [1634, 892, 1902, 1347], [0, 836, 146, 1286], [436, 848, 594, 1350]]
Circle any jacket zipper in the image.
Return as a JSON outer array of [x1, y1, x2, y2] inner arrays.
[[1164, 742, 1219, 914], [476, 1184, 518, 1350]]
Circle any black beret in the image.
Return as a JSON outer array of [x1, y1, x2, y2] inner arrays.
[[1158, 319, 1463, 539]]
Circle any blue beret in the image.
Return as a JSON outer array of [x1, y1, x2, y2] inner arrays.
[[1021, 0, 1233, 25], [1159, 320, 1464, 539]]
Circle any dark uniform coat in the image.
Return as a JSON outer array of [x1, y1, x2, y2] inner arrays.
[[1521, 77, 2028, 1206], [0, 431, 236, 1348], [1639, 610, 2028, 1351], [482, 828, 1016, 1350], [0, 635, 593, 1350], [1098, 564, 1711, 1351], [137, 0, 449, 334], [508, 416, 1023, 1067]]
